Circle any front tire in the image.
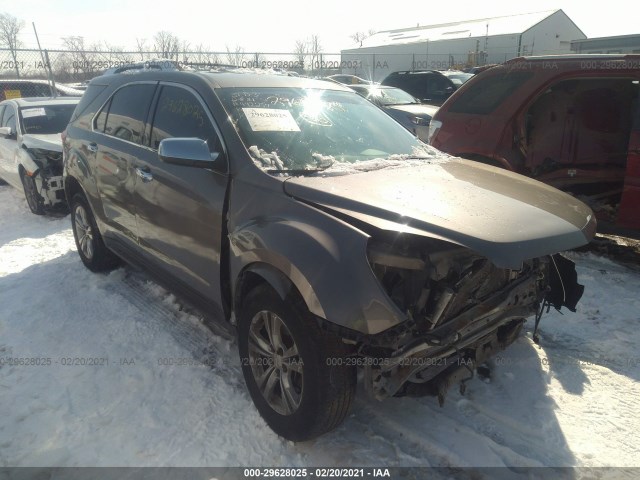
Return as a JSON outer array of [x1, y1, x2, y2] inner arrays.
[[238, 284, 356, 441], [70, 193, 120, 272], [21, 171, 45, 215]]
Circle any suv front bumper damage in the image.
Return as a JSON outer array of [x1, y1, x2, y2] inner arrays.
[[359, 254, 582, 403]]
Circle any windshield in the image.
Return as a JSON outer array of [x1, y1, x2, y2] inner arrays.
[[20, 104, 76, 135], [218, 87, 426, 172], [442, 72, 474, 85], [367, 87, 418, 105]]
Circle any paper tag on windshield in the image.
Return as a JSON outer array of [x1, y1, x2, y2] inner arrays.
[[22, 108, 47, 118], [242, 108, 300, 132]]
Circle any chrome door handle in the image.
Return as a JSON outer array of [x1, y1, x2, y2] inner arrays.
[[87, 143, 98, 153], [135, 167, 153, 183]]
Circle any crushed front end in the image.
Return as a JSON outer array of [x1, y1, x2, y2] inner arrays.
[[22, 147, 66, 208], [357, 237, 583, 404]]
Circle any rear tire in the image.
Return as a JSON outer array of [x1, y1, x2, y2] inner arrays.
[[70, 193, 120, 272], [21, 172, 45, 215], [238, 284, 356, 441]]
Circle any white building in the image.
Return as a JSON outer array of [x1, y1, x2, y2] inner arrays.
[[340, 10, 586, 81], [571, 34, 640, 54]]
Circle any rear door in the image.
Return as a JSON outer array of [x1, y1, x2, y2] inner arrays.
[[133, 82, 228, 304], [93, 82, 157, 243], [618, 95, 640, 229]]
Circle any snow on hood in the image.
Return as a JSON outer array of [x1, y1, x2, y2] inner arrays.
[[249, 144, 449, 175], [248, 145, 285, 170], [284, 157, 596, 268], [21, 134, 63, 153]]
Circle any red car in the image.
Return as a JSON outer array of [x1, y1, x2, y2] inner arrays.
[[429, 55, 640, 234]]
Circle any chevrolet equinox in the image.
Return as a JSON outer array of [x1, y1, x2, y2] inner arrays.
[[63, 69, 596, 441]]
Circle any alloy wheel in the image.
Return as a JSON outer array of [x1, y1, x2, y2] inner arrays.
[[74, 204, 94, 260], [248, 310, 304, 415]]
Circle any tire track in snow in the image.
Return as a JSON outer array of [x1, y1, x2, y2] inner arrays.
[[353, 396, 547, 469]]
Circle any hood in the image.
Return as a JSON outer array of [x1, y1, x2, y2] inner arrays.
[[283, 158, 596, 269], [385, 103, 438, 118], [21, 134, 63, 153]]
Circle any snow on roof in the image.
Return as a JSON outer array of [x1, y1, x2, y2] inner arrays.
[[348, 10, 560, 50]]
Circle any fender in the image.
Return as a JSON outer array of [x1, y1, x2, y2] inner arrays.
[[228, 203, 407, 335], [17, 148, 39, 175]]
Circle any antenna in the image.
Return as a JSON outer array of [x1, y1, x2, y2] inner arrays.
[[32, 22, 58, 97]]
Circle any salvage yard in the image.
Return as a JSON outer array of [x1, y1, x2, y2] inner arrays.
[[0, 184, 639, 471]]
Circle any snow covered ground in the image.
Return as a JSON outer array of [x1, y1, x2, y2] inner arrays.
[[1, 183, 639, 471]]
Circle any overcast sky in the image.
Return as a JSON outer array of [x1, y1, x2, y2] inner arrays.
[[2, 0, 637, 54]]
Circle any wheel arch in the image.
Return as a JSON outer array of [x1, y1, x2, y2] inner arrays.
[[64, 174, 86, 206], [234, 262, 324, 322]]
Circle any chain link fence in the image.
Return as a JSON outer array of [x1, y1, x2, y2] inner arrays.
[[0, 47, 492, 91], [0, 48, 347, 83]]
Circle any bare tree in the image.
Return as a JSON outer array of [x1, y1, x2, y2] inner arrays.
[[153, 31, 180, 59], [349, 29, 376, 47], [61, 36, 98, 80], [309, 35, 322, 72], [225, 45, 246, 66], [0, 13, 25, 77], [135, 38, 147, 60], [253, 52, 265, 67], [192, 44, 220, 65], [98, 41, 135, 65], [179, 40, 191, 63], [294, 39, 307, 70]]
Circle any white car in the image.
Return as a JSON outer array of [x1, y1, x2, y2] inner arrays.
[[0, 97, 80, 214]]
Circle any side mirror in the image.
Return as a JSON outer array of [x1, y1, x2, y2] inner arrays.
[[0, 126, 14, 138], [158, 138, 224, 169]]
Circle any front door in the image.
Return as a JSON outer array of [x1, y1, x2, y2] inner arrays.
[[133, 83, 228, 308]]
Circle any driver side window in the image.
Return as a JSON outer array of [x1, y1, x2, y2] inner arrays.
[[149, 85, 222, 153]]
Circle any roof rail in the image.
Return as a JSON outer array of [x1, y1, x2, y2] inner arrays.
[[105, 59, 181, 75]]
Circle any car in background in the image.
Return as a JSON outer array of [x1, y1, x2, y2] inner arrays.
[[64, 70, 593, 441], [349, 84, 437, 141], [0, 79, 84, 100], [429, 54, 640, 235], [0, 97, 80, 214], [64, 82, 88, 91], [440, 70, 474, 87], [465, 64, 499, 74], [381, 70, 456, 106], [326, 74, 372, 85]]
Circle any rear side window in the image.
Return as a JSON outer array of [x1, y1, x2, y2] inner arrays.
[[149, 85, 221, 152], [448, 71, 533, 114], [426, 75, 452, 95], [70, 83, 108, 125], [98, 83, 156, 145], [383, 74, 431, 98]]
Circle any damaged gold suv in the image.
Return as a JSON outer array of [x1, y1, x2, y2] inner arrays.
[[63, 69, 595, 441]]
